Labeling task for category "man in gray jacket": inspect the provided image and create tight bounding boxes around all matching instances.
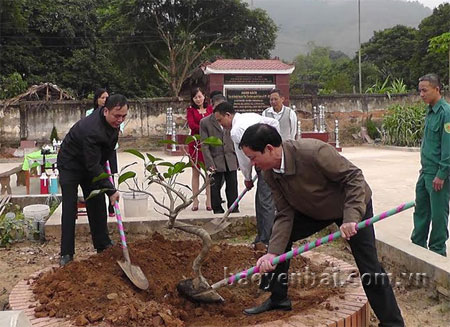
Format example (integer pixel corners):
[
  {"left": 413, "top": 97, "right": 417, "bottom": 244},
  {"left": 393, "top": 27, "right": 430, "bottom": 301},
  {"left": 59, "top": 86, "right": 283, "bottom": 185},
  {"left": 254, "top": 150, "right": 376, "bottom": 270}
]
[
  {"left": 238, "top": 123, "right": 404, "bottom": 327},
  {"left": 200, "top": 93, "right": 238, "bottom": 213}
]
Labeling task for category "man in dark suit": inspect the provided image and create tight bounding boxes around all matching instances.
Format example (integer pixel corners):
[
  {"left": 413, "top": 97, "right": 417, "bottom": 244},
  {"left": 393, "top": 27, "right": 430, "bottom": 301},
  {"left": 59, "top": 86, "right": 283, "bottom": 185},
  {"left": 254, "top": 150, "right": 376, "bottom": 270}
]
[
  {"left": 57, "top": 94, "right": 126, "bottom": 266},
  {"left": 200, "top": 93, "right": 238, "bottom": 214},
  {"left": 238, "top": 123, "right": 404, "bottom": 327}
]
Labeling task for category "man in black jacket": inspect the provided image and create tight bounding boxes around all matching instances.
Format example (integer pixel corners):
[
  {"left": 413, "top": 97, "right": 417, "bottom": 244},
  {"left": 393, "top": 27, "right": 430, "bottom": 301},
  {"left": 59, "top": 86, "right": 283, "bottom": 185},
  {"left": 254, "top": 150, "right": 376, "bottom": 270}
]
[{"left": 57, "top": 94, "right": 127, "bottom": 266}]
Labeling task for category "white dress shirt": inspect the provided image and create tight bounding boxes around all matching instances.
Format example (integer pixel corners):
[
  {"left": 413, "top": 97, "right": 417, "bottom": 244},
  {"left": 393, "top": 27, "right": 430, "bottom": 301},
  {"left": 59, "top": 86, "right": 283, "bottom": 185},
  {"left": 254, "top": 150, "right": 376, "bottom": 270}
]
[
  {"left": 230, "top": 112, "right": 280, "bottom": 181},
  {"left": 272, "top": 147, "right": 285, "bottom": 174},
  {"left": 262, "top": 105, "right": 297, "bottom": 140}
]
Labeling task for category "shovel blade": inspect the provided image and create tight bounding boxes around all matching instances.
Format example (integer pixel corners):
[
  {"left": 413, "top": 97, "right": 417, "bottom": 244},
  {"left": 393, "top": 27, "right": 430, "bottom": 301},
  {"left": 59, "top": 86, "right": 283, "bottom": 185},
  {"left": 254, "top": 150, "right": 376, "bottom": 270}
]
[
  {"left": 177, "top": 278, "right": 224, "bottom": 303},
  {"left": 117, "top": 260, "right": 149, "bottom": 290},
  {"left": 203, "top": 218, "right": 232, "bottom": 235}
]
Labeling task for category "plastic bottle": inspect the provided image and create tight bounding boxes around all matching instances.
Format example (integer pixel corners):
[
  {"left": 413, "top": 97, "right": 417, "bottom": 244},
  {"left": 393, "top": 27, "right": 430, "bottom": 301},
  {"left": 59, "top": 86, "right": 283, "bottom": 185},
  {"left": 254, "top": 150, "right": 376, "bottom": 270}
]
[
  {"left": 40, "top": 172, "right": 49, "bottom": 194},
  {"left": 49, "top": 171, "right": 58, "bottom": 194}
]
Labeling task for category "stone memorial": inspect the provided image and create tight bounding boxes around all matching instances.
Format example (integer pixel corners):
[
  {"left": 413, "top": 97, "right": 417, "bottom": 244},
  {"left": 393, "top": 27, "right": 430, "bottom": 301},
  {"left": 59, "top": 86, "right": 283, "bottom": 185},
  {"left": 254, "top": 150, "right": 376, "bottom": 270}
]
[{"left": 204, "top": 59, "right": 294, "bottom": 113}]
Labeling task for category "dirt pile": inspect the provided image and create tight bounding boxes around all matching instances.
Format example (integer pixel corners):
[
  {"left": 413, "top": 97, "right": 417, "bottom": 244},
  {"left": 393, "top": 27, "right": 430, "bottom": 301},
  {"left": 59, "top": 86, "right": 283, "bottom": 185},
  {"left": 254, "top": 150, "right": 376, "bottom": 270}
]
[{"left": 31, "top": 233, "right": 339, "bottom": 326}]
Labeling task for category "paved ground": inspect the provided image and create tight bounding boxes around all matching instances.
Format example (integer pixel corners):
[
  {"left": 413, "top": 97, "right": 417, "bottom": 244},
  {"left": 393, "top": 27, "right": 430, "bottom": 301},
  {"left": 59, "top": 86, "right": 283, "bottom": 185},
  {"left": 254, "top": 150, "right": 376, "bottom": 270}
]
[{"left": 2, "top": 146, "right": 449, "bottom": 292}]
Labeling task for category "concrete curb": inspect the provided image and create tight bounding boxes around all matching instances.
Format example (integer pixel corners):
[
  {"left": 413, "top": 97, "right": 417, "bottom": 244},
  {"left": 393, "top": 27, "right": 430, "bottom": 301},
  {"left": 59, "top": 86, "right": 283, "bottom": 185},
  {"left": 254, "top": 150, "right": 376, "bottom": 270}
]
[
  {"left": 361, "top": 144, "right": 420, "bottom": 152},
  {"left": 375, "top": 235, "right": 450, "bottom": 298}
]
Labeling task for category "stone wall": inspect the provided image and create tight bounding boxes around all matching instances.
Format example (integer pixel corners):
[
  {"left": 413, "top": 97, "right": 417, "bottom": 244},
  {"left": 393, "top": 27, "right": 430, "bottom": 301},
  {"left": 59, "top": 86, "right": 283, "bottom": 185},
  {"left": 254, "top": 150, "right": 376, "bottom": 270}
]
[
  {"left": 290, "top": 93, "right": 423, "bottom": 114},
  {"left": 0, "top": 92, "right": 438, "bottom": 147},
  {"left": 0, "top": 97, "right": 190, "bottom": 147}
]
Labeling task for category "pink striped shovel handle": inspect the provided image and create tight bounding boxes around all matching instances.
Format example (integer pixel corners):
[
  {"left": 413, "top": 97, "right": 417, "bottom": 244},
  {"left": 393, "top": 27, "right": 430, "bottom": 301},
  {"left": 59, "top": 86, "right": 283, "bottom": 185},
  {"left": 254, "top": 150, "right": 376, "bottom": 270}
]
[
  {"left": 105, "top": 161, "right": 130, "bottom": 263},
  {"left": 210, "top": 201, "right": 415, "bottom": 290}
]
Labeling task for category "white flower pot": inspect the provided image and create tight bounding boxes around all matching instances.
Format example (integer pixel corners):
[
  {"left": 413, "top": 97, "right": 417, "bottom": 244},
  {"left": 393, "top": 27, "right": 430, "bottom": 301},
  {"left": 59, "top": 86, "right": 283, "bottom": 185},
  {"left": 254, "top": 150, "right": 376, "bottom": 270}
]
[{"left": 122, "top": 192, "right": 148, "bottom": 217}]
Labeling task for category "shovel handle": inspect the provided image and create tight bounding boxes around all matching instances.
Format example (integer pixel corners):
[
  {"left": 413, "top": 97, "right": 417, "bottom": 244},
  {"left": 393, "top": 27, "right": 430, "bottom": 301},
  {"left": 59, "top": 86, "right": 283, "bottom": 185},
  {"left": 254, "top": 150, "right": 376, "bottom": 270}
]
[
  {"left": 222, "top": 174, "right": 258, "bottom": 219},
  {"left": 105, "top": 161, "right": 130, "bottom": 262},
  {"left": 214, "top": 201, "right": 415, "bottom": 288}
]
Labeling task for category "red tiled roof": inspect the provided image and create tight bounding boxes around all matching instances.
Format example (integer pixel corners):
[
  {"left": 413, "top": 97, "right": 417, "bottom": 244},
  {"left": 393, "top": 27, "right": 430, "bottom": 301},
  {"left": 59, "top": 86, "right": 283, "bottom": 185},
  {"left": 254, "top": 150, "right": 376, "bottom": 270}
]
[{"left": 205, "top": 59, "right": 294, "bottom": 73}]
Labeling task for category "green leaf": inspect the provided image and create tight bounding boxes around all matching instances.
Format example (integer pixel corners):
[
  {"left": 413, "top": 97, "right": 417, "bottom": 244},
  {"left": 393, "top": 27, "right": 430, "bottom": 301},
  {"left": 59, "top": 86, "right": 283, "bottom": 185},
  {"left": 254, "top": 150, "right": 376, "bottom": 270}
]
[
  {"left": 92, "top": 172, "right": 110, "bottom": 183},
  {"left": 120, "top": 162, "right": 137, "bottom": 173},
  {"left": 203, "top": 136, "right": 223, "bottom": 146},
  {"left": 157, "top": 162, "right": 174, "bottom": 168},
  {"left": 172, "top": 162, "right": 186, "bottom": 174},
  {"left": 146, "top": 164, "right": 157, "bottom": 174},
  {"left": 118, "top": 171, "right": 136, "bottom": 185},
  {"left": 124, "top": 149, "right": 145, "bottom": 160},
  {"left": 146, "top": 153, "right": 162, "bottom": 163},
  {"left": 184, "top": 135, "right": 198, "bottom": 145},
  {"left": 160, "top": 139, "right": 177, "bottom": 145},
  {"left": 86, "top": 188, "right": 111, "bottom": 200}
]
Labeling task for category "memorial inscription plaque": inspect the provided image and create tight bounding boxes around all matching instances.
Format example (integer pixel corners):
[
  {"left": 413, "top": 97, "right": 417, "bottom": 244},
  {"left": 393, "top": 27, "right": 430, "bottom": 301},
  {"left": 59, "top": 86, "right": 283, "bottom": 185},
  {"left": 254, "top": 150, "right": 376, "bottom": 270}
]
[
  {"left": 225, "top": 88, "right": 271, "bottom": 113},
  {"left": 223, "top": 74, "right": 274, "bottom": 113}
]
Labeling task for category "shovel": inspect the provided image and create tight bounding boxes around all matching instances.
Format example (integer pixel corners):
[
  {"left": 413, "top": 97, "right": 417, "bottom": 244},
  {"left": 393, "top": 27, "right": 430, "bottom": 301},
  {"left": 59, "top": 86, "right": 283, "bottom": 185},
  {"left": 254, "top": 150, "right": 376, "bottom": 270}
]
[
  {"left": 178, "top": 201, "right": 415, "bottom": 303},
  {"left": 105, "top": 161, "right": 149, "bottom": 290},
  {"left": 202, "top": 175, "right": 258, "bottom": 235}
]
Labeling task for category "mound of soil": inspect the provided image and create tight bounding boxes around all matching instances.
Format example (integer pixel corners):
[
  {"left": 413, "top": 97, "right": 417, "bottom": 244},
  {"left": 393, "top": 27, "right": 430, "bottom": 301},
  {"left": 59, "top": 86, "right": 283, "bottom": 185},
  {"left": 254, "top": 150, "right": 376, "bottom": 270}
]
[{"left": 31, "top": 233, "right": 341, "bottom": 327}]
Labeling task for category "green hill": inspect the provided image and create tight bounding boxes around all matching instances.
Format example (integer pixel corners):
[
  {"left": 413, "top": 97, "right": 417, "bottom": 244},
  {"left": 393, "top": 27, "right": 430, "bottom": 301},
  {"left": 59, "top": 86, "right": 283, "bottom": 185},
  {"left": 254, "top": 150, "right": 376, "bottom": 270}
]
[{"left": 248, "top": 0, "right": 431, "bottom": 59}]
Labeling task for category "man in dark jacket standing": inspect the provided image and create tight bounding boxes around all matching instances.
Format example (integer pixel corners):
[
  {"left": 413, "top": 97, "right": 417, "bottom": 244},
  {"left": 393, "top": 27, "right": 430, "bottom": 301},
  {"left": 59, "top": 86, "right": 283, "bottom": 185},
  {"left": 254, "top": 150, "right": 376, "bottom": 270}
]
[
  {"left": 239, "top": 123, "right": 404, "bottom": 327},
  {"left": 57, "top": 94, "right": 127, "bottom": 266}
]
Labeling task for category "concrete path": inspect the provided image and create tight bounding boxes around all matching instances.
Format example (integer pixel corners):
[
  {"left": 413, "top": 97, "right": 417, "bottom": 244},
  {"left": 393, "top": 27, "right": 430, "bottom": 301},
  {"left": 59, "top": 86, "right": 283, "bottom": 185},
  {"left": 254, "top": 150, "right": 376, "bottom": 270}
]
[
  {"left": 1, "top": 146, "right": 449, "bottom": 295},
  {"left": 343, "top": 146, "right": 449, "bottom": 296}
]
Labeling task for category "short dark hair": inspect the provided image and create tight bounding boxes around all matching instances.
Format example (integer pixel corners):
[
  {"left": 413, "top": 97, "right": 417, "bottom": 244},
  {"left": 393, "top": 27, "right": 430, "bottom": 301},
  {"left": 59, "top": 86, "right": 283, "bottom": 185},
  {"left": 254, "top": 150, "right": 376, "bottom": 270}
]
[
  {"left": 419, "top": 74, "right": 442, "bottom": 92},
  {"left": 269, "top": 88, "right": 283, "bottom": 96},
  {"left": 93, "top": 88, "right": 107, "bottom": 108},
  {"left": 190, "top": 87, "right": 208, "bottom": 109},
  {"left": 212, "top": 94, "right": 226, "bottom": 106},
  {"left": 209, "top": 90, "right": 222, "bottom": 99},
  {"left": 214, "top": 101, "right": 235, "bottom": 115},
  {"left": 105, "top": 94, "right": 128, "bottom": 110},
  {"left": 239, "top": 123, "right": 282, "bottom": 153}
]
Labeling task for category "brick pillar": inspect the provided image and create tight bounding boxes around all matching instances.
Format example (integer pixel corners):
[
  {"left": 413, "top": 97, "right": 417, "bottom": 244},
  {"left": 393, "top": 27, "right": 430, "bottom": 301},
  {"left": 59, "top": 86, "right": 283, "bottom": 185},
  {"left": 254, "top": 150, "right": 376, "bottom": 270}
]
[
  {"left": 276, "top": 74, "right": 290, "bottom": 106},
  {"left": 208, "top": 74, "right": 224, "bottom": 96}
]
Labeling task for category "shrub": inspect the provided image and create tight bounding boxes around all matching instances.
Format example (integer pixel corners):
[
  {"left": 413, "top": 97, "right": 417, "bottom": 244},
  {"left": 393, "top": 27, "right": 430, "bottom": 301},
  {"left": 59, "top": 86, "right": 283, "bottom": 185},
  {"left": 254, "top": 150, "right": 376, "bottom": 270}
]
[
  {"left": 382, "top": 103, "right": 426, "bottom": 147},
  {"left": 0, "top": 204, "right": 33, "bottom": 247},
  {"left": 366, "top": 115, "right": 381, "bottom": 140}
]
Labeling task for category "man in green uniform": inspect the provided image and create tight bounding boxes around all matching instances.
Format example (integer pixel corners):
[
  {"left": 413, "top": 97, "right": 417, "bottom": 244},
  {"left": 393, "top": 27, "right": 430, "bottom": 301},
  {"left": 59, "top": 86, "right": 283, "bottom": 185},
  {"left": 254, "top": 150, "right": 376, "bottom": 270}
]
[{"left": 411, "top": 73, "right": 450, "bottom": 256}]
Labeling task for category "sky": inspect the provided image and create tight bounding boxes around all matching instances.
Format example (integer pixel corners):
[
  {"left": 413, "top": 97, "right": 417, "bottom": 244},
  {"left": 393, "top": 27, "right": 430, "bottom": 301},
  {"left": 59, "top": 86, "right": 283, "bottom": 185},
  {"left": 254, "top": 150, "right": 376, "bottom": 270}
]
[{"left": 407, "top": 0, "right": 449, "bottom": 8}]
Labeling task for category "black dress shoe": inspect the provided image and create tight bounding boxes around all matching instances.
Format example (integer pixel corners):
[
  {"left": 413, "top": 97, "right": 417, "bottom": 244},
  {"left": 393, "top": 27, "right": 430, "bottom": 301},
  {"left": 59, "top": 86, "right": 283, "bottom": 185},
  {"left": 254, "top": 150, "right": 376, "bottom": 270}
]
[
  {"left": 97, "top": 241, "right": 114, "bottom": 253},
  {"left": 59, "top": 254, "right": 73, "bottom": 267},
  {"left": 213, "top": 208, "right": 225, "bottom": 214},
  {"left": 243, "top": 298, "right": 292, "bottom": 315},
  {"left": 230, "top": 207, "right": 240, "bottom": 213}
]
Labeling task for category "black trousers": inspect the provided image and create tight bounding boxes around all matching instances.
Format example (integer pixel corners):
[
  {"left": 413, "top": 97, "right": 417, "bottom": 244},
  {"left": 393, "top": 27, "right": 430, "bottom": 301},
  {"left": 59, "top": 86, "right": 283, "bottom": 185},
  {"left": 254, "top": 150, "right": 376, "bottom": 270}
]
[
  {"left": 210, "top": 170, "right": 238, "bottom": 211},
  {"left": 107, "top": 151, "right": 118, "bottom": 214},
  {"left": 260, "top": 200, "right": 404, "bottom": 327},
  {"left": 255, "top": 169, "right": 275, "bottom": 245},
  {"left": 60, "top": 169, "right": 112, "bottom": 256}
]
